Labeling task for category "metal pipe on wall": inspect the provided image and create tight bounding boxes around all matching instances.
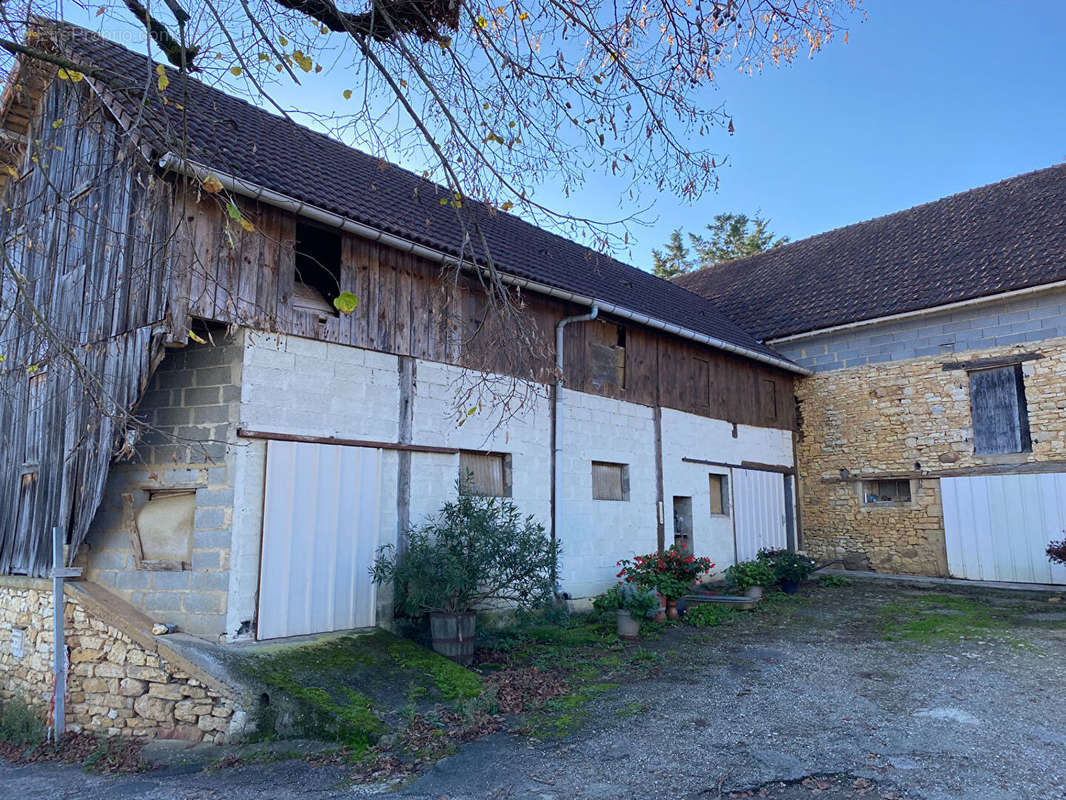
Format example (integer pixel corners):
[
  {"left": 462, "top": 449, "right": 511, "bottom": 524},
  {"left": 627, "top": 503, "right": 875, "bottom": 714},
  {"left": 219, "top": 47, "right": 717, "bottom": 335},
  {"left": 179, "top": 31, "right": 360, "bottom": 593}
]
[{"left": 552, "top": 304, "right": 598, "bottom": 593}]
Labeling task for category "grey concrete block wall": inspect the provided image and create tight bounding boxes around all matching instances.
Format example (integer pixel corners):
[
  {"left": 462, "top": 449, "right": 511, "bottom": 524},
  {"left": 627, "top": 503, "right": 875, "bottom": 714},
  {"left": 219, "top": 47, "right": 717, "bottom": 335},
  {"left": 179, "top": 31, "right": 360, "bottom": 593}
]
[
  {"left": 774, "top": 286, "right": 1066, "bottom": 371},
  {"left": 79, "top": 331, "right": 244, "bottom": 640}
]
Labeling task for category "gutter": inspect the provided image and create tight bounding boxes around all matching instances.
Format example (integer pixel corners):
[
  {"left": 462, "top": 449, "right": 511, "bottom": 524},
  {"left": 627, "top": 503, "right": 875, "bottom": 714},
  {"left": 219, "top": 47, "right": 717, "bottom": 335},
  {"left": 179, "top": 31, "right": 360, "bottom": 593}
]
[
  {"left": 767, "top": 278, "right": 1066, "bottom": 345},
  {"left": 552, "top": 304, "right": 599, "bottom": 590},
  {"left": 159, "top": 153, "right": 810, "bottom": 376}
]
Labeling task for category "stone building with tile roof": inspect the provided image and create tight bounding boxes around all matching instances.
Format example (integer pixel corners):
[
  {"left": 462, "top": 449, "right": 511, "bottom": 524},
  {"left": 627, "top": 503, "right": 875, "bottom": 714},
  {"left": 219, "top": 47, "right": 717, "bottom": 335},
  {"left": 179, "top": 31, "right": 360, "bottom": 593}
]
[{"left": 677, "top": 165, "right": 1066, "bottom": 584}]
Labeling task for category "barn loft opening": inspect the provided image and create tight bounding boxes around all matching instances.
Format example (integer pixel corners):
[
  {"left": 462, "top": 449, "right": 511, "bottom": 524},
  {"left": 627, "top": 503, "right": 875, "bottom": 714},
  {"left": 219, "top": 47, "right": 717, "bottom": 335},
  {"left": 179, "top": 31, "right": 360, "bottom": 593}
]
[
  {"left": 588, "top": 322, "right": 626, "bottom": 389},
  {"left": 293, "top": 222, "right": 342, "bottom": 316}
]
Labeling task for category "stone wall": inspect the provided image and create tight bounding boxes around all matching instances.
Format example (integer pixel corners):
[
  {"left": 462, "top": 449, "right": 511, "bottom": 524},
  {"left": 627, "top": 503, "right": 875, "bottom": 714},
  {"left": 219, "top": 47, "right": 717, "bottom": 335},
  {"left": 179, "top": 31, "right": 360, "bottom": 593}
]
[
  {"left": 796, "top": 335, "right": 1066, "bottom": 574},
  {"left": 0, "top": 577, "right": 240, "bottom": 741},
  {"left": 79, "top": 333, "right": 244, "bottom": 638},
  {"left": 773, "top": 285, "right": 1066, "bottom": 372}
]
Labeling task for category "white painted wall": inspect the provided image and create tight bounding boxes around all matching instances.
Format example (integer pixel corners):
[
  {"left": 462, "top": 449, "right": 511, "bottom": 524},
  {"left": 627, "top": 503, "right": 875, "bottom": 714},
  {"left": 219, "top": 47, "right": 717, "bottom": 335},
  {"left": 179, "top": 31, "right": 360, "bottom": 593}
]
[
  {"left": 660, "top": 409, "right": 794, "bottom": 577},
  {"left": 228, "top": 331, "right": 799, "bottom": 635},
  {"left": 556, "top": 388, "right": 658, "bottom": 598}
]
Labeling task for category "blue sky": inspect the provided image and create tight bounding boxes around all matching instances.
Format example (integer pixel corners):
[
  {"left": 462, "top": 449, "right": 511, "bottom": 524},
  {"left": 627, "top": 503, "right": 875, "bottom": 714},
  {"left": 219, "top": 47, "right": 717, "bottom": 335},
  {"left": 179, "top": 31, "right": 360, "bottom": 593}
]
[
  {"left": 62, "top": 1, "right": 1066, "bottom": 271},
  {"left": 588, "top": 0, "right": 1066, "bottom": 267}
]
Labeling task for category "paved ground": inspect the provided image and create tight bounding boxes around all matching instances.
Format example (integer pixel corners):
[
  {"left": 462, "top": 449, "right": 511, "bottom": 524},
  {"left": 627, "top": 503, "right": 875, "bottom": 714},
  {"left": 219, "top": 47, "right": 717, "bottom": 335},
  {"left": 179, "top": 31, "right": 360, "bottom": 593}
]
[{"left": 4, "top": 580, "right": 1066, "bottom": 799}]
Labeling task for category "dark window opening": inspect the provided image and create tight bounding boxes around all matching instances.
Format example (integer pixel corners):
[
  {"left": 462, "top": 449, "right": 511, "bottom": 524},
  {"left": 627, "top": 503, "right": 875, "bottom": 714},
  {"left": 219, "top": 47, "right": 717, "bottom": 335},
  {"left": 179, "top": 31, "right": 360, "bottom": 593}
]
[
  {"left": 673, "top": 496, "right": 693, "bottom": 555},
  {"left": 294, "top": 223, "right": 342, "bottom": 315},
  {"left": 969, "top": 364, "right": 1031, "bottom": 455},
  {"left": 862, "top": 479, "right": 911, "bottom": 504}
]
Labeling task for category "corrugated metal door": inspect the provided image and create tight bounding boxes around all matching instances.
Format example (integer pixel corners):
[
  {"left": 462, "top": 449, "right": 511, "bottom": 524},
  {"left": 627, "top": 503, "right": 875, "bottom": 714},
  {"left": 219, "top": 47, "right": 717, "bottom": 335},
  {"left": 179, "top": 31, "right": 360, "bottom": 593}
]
[
  {"left": 732, "top": 468, "right": 788, "bottom": 562},
  {"left": 941, "top": 473, "right": 1066, "bottom": 584},
  {"left": 257, "top": 440, "right": 382, "bottom": 640}
]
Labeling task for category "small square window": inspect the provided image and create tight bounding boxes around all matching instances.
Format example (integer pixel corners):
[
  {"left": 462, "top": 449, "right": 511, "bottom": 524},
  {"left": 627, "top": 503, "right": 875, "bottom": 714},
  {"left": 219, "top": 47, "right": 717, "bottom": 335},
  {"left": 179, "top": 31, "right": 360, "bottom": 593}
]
[
  {"left": 709, "top": 474, "right": 729, "bottom": 515},
  {"left": 592, "top": 461, "right": 629, "bottom": 501},
  {"left": 459, "top": 452, "right": 511, "bottom": 497},
  {"left": 862, "top": 479, "right": 911, "bottom": 504}
]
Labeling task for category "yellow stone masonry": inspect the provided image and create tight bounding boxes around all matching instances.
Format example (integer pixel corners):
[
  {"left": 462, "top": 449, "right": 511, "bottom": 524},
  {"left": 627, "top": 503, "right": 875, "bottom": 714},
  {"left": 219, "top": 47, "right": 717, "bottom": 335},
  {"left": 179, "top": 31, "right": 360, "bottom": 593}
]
[
  {"left": 796, "top": 336, "right": 1066, "bottom": 575},
  {"left": 0, "top": 577, "right": 238, "bottom": 742}
]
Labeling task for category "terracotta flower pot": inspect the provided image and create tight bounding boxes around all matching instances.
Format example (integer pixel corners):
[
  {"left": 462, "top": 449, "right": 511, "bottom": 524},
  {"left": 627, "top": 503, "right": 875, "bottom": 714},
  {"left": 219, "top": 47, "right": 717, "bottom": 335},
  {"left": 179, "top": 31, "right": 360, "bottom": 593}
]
[
  {"left": 666, "top": 598, "right": 679, "bottom": 620},
  {"left": 654, "top": 596, "right": 667, "bottom": 623}
]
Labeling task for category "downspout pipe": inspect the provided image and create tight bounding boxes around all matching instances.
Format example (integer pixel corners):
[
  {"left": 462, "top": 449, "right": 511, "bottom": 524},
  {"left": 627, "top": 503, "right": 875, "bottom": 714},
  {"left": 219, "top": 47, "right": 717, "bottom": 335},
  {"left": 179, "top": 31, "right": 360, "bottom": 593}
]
[{"left": 553, "top": 304, "right": 599, "bottom": 594}]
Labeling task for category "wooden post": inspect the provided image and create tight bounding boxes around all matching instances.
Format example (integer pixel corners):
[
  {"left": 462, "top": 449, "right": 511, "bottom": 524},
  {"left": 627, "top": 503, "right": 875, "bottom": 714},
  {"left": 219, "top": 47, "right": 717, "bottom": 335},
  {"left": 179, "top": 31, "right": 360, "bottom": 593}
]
[
  {"left": 49, "top": 526, "right": 81, "bottom": 741},
  {"left": 51, "top": 525, "right": 65, "bottom": 740}
]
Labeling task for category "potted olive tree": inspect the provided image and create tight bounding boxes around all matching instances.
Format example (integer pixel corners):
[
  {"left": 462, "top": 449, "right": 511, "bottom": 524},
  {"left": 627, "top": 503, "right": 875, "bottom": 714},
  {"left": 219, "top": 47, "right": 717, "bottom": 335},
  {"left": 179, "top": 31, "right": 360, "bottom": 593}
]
[{"left": 371, "top": 490, "right": 558, "bottom": 664}]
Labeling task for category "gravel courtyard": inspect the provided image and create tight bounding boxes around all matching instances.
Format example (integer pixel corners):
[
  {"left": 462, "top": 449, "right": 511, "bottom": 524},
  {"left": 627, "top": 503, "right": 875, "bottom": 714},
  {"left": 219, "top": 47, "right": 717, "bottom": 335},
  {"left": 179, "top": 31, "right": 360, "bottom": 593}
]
[{"left": 3, "top": 579, "right": 1065, "bottom": 800}]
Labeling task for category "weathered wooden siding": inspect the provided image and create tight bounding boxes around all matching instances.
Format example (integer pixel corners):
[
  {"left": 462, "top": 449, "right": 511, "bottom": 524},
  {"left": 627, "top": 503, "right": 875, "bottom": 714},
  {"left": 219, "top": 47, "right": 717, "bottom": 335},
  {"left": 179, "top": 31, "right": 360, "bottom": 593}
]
[
  {"left": 0, "top": 79, "right": 170, "bottom": 575},
  {"left": 0, "top": 70, "right": 793, "bottom": 576},
  {"left": 168, "top": 194, "right": 796, "bottom": 430}
]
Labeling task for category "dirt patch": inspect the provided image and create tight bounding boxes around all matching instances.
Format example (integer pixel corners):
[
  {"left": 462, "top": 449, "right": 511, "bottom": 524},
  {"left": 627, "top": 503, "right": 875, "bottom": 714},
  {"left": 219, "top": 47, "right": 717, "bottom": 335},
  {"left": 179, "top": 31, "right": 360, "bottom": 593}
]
[{"left": 723, "top": 774, "right": 908, "bottom": 799}]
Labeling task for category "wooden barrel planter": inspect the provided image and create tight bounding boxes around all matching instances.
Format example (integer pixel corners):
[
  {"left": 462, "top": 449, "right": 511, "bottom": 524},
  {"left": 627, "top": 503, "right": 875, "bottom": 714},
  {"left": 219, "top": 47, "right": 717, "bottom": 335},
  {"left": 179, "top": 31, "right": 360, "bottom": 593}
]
[{"left": 429, "top": 612, "right": 477, "bottom": 665}]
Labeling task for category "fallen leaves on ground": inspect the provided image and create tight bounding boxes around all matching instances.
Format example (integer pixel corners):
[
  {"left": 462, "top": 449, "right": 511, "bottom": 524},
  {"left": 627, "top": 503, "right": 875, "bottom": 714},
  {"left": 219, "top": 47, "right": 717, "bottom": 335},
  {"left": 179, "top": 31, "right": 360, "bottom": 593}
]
[
  {"left": 483, "top": 667, "right": 570, "bottom": 713},
  {"left": 0, "top": 732, "right": 144, "bottom": 773}
]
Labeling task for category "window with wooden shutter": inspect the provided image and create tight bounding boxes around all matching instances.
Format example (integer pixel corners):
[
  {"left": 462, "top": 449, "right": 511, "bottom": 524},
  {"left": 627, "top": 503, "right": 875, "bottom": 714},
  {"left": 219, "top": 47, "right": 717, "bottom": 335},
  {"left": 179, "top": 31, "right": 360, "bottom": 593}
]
[
  {"left": 760, "top": 378, "right": 778, "bottom": 420},
  {"left": 708, "top": 474, "right": 728, "bottom": 515},
  {"left": 968, "top": 365, "right": 1031, "bottom": 455},
  {"left": 459, "top": 452, "right": 510, "bottom": 497},
  {"left": 591, "top": 461, "right": 629, "bottom": 501}
]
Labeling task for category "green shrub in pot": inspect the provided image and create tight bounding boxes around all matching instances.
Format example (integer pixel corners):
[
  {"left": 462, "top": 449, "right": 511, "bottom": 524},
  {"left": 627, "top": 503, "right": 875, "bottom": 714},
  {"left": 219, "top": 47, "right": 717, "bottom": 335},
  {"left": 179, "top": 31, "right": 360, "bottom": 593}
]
[
  {"left": 371, "top": 488, "right": 558, "bottom": 662},
  {"left": 724, "top": 559, "right": 776, "bottom": 593}
]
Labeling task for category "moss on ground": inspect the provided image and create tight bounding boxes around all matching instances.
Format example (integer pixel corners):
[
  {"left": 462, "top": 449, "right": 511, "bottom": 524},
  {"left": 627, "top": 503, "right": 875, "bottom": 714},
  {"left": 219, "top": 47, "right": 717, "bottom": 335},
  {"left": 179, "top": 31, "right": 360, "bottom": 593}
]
[
  {"left": 880, "top": 593, "right": 1019, "bottom": 643},
  {"left": 235, "top": 629, "right": 481, "bottom": 751}
]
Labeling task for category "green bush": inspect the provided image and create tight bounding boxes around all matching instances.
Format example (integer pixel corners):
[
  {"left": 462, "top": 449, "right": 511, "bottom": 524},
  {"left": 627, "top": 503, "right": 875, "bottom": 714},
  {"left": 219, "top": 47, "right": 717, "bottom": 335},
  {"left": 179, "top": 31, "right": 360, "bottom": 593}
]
[
  {"left": 724, "top": 559, "right": 775, "bottom": 592},
  {"left": 371, "top": 489, "right": 559, "bottom": 616},
  {"left": 818, "top": 574, "right": 851, "bottom": 588},
  {"left": 758, "top": 549, "right": 816, "bottom": 583},
  {"left": 618, "top": 583, "right": 660, "bottom": 619},
  {"left": 0, "top": 697, "right": 44, "bottom": 747},
  {"left": 592, "top": 584, "right": 624, "bottom": 614},
  {"left": 684, "top": 603, "right": 733, "bottom": 627}
]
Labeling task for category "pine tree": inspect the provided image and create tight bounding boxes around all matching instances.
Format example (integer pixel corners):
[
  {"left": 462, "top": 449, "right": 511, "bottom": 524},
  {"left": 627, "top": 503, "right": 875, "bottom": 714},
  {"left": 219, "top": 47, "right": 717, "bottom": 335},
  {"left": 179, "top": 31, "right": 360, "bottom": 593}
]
[{"left": 651, "top": 230, "right": 695, "bottom": 278}]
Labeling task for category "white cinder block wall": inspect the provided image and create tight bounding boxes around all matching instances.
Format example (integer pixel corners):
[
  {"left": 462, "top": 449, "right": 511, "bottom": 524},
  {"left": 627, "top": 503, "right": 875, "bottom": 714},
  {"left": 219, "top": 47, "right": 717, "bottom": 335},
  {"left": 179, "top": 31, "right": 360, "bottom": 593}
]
[
  {"left": 556, "top": 389, "right": 658, "bottom": 598},
  {"left": 228, "top": 332, "right": 797, "bottom": 637},
  {"left": 409, "top": 358, "right": 553, "bottom": 531},
  {"left": 659, "top": 409, "right": 794, "bottom": 578}
]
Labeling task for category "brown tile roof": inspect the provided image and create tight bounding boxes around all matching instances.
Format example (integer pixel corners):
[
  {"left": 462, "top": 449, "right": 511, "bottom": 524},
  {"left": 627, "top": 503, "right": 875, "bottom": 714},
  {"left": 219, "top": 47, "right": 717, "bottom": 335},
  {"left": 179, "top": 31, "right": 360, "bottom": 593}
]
[
  {"left": 46, "top": 21, "right": 796, "bottom": 369},
  {"left": 674, "top": 163, "right": 1066, "bottom": 340}
]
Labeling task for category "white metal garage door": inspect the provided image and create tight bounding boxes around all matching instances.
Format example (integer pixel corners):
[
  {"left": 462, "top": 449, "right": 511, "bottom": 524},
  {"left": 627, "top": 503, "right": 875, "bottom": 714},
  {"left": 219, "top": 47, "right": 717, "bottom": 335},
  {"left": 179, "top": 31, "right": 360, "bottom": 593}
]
[
  {"left": 732, "top": 468, "right": 788, "bottom": 562},
  {"left": 257, "top": 439, "right": 383, "bottom": 640},
  {"left": 941, "top": 473, "right": 1066, "bottom": 584}
]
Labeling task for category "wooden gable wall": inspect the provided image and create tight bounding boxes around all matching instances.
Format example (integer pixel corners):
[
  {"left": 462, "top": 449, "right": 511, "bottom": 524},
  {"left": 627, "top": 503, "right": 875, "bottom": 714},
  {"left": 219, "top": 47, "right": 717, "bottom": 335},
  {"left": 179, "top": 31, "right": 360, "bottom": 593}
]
[{"left": 167, "top": 193, "right": 796, "bottom": 431}]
